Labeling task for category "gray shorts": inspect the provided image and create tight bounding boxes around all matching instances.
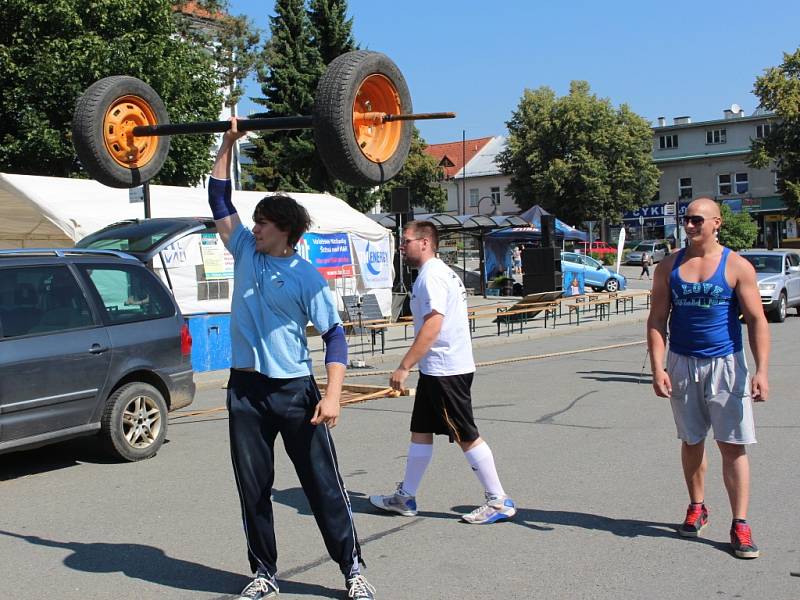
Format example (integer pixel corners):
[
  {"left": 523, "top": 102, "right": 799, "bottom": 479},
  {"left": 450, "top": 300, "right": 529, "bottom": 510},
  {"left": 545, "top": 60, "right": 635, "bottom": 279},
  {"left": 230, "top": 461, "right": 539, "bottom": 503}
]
[{"left": 667, "top": 350, "right": 756, "bottom": 445}]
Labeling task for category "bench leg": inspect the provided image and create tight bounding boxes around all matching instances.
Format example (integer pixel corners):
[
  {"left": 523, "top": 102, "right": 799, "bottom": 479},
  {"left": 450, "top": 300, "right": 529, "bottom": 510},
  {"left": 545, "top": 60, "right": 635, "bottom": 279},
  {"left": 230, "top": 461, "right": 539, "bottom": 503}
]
[{"left": 381, "top": 329, "right": 385, "bottom": 354}]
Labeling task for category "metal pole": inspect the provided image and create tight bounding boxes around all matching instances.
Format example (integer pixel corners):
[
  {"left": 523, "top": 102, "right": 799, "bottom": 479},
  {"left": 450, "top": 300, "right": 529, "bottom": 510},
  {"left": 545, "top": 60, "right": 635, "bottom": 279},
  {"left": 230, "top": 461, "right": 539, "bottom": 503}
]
[
  {"left": 143, "top": 180, "right": 151, "bottom": 219},
  {"left": 461, "top": 130, "right": 466, "bottom": 215}
]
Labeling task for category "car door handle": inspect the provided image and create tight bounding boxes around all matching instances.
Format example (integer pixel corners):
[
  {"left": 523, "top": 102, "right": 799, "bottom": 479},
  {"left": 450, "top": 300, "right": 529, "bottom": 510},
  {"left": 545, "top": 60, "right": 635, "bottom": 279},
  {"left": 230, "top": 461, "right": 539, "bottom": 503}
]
[{"left": 89, "top": 344, "right": 109, "bottom": 354}]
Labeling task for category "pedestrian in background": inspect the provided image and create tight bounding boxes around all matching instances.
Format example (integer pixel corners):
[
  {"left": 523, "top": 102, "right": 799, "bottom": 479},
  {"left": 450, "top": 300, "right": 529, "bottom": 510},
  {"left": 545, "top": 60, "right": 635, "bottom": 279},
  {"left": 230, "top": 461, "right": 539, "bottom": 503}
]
[{"left": 640, "top": 250, "right": 652, "bottom": 279}]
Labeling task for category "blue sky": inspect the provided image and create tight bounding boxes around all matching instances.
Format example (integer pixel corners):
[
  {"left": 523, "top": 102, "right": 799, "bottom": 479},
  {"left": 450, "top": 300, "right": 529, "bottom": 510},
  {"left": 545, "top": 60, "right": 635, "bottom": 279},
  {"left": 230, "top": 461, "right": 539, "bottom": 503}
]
[{"left": 229, "top": 0, "right": 800, "bottom": 145}]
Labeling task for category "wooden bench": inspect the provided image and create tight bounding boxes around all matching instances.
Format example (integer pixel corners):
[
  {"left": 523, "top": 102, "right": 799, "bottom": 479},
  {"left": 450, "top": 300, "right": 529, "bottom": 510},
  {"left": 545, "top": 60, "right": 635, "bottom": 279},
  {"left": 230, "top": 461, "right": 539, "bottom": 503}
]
[
  {"left": 564, "top": 298, "right": 612, "bottom": 325},
  {"left": 494, "top": 301, "right": 560, "bottom": 335}
]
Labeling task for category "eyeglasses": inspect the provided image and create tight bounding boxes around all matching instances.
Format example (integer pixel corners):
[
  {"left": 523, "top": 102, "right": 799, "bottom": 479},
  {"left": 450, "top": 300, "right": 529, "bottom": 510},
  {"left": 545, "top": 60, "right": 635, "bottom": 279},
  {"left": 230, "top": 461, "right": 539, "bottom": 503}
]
[
  {"left": 681, "top": 215, "right": 706, "bottom": 226},
  {"left": 399, "top": 237, "right": 424, "bottom": 246}
]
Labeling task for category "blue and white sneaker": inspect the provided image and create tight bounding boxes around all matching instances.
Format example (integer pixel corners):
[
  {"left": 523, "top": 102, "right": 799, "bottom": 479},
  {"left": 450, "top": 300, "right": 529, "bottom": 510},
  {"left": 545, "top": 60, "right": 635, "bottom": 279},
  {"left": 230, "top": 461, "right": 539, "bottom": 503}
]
[
  {"left": 238, "top": 572, "right": 279, "bottom": 599},
  {"left": 369, "top": 482, "right": 418, "bottom": 516},
  {"left": 461, "top": 493, "right": 516, "bottom": 524}
]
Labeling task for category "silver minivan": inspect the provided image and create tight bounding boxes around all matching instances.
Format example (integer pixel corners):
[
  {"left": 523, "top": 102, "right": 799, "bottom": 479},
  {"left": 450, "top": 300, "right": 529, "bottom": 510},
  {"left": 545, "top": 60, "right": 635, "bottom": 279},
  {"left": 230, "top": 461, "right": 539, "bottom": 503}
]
[
  {"left": 739, "top": 250, "right": 800, "bottom": 322},
  {"left": 0, "top": 248, "right": 195, "bottom": 461},
  {"left": 626, "top": 240, "right": 670, "bottom": 265}
]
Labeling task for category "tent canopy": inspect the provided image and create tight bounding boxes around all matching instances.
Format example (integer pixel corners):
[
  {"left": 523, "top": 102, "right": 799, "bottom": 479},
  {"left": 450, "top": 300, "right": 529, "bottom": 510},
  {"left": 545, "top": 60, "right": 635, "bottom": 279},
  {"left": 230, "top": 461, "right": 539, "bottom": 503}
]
[
  {"left": 0, "top": 172, "right": 389, "bottom": 248},
  {"left": 517, "top": 205, "right": 587, "bottom": 241}
]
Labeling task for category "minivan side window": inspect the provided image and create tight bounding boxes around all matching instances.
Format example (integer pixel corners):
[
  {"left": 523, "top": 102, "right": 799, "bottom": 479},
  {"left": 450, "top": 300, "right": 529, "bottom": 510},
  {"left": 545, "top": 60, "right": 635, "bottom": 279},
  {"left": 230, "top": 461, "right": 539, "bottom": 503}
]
[
  {"left": 0, "top": 266, "right": 93, "bottom": 338},
  {"left": 80, "top": 264, "right": 174, "bottom": 324}
]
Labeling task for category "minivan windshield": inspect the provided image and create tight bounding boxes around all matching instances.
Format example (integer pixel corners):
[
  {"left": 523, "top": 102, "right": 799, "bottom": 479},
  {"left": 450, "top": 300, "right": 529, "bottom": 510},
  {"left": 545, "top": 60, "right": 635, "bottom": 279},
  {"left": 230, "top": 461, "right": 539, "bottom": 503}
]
[{"left": 742, "top": 254, "right": 782, "bottom": 274}]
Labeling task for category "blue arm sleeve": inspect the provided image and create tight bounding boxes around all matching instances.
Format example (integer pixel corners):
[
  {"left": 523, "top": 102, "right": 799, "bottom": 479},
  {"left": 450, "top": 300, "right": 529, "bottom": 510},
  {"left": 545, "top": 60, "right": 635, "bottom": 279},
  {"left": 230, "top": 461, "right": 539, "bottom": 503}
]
[
  {"left": 208, "top": 177, "right": 237, "bottom": 220},
  {"left": 321, "top": 325, "right": 348, "bottom": 366}
]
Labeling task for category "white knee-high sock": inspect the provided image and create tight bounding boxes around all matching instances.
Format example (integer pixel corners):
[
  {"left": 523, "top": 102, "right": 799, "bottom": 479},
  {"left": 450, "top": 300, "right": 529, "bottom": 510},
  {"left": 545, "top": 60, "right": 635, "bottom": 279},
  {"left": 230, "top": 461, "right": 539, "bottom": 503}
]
[
  {"left": 464, "top": 442, "right": 506, "bottom": 497},
  {"left": 401, "top": 443, "right": 433, "bottom": 496}
]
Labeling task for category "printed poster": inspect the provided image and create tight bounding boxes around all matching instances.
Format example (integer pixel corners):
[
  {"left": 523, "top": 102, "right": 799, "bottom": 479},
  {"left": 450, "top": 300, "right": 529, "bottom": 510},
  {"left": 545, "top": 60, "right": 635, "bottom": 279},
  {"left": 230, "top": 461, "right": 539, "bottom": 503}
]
[
  {"left": 297, "top": 232, "right": 354, "bottom": 279},
  {"left": 199, "top": 233, "right": 234, "bottom": 279},
  {"left": 351, "top": 235, "right": 393, "bottom": 288}
]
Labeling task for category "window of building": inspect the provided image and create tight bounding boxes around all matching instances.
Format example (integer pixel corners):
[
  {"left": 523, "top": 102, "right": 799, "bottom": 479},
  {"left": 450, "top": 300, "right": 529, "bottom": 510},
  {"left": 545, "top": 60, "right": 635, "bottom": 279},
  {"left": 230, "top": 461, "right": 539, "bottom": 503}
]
[
  {"left": 490, "top": 186, "right": 501, "bottom": 205},
  {"left": 756, "top": 123, "right": 773, "bottom": 139},
  {"left": 706, "top": 129, "right": 727, "bottom": 144},
  {"left": 774, "top": 170, "right": 783, "bottom": 192},
  {"left": 735, "top": 172, "right": 749, "bottom": 194},
  {"left": 659, "top": 134, "right": 678, "bottom": 149},
  {"left": 718, "top": 174, "right": 732, "bottom": 195},
  {"left": 469, "top": 188, "right": 479, "bottom": 207},
  {"left": 678, "top": 177, "right": 692, "bottom": 199}
]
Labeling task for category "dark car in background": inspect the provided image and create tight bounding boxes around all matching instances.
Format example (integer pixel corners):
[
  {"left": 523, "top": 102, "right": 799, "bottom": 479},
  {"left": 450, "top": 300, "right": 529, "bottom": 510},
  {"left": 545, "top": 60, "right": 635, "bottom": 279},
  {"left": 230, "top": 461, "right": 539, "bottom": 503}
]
[
  {"left": 0, "top": 248, "right": 195, "bottom": 461},
  {"left": 739, "top": 249, "right": 800, "bottom": 322}
]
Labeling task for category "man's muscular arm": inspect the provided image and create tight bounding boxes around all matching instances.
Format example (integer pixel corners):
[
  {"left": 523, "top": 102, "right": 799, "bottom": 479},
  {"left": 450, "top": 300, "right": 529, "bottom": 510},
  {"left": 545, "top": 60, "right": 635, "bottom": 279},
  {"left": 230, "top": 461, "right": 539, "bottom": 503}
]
[
  {"left": 647, "top": 255, "right": 674, "bottom": 398},
  {"left": 731, "top": 254, "right": 770, "bottom": 401}
]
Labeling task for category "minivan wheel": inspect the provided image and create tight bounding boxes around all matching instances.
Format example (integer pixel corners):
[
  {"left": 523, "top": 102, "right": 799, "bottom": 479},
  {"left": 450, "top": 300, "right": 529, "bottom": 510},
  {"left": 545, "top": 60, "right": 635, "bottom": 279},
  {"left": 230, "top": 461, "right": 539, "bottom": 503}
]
[
  {"left": 769, "top": 292, "right": 787, "bottom": 323},
  {"left": 604, "top": 278, "right": 620, "bottom": 292},
  {"left": 101, "top": 382, "right": 167, "bottom": 461}
]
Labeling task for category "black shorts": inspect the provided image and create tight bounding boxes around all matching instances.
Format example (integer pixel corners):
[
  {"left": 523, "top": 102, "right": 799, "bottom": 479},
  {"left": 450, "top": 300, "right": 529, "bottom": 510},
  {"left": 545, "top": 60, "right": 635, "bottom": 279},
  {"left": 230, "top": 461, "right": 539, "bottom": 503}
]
[{"left": 410, "top": 372, "right": 479, "bottom": 443}]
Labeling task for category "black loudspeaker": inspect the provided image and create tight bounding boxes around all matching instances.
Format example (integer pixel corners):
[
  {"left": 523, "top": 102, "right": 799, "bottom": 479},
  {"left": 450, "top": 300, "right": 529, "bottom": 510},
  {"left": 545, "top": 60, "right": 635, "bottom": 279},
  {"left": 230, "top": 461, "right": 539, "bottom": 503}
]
[
  {"left": 391, "top": 187, "right": 410, "bottom": 214},
  {"left": 522, "top": 247, "right": 560, "bottom": 274},
  {"left": 541, "top": 214, "right": 556, "bottom": 247},
  {"left": 523, "top": 273, "right": 563, "bottom": 295}
]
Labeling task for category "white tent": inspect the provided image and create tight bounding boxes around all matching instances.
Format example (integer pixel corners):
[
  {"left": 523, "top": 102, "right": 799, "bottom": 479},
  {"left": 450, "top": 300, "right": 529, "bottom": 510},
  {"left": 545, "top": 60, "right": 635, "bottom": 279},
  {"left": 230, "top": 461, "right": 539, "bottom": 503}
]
[{"left": 0, "top": 172, "right": 395, "bottom": 316}]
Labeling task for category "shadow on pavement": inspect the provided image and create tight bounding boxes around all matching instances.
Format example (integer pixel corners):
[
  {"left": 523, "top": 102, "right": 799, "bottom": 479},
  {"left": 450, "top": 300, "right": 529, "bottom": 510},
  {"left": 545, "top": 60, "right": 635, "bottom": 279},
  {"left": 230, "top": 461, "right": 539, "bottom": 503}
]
[
  {"left": 576, "top": 370, "right": 653, "bottom": 384},
  {"left": 0, "top": 529, "right": 251, "bottom": 594},
  {"left": 0, "top": 437, "right": 125, "bottom": 481}
]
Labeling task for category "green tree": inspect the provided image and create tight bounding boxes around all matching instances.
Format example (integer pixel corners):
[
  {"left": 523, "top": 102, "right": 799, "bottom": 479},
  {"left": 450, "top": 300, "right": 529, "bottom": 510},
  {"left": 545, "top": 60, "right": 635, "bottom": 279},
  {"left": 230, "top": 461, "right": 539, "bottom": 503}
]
[
  {"left": 497, "top": 81, "right": 660, "bottom": 226},
  {"left": 372, "top": 128, "right": 447, "bottom": 213},
  {"left": 308, "top": 0, "right": 356, "bottom": 65},
  {"left": 245, "top": 0, "right": 325, "bottom": 192},
  {"left": 718, "top": 203, "right": 758, "bottom": 250},
  {"left": 0, "top": 0, "right": 222, "bottom": 186},
  {"left": 750, "top": 48, "right": 800, "bottom": 215}
]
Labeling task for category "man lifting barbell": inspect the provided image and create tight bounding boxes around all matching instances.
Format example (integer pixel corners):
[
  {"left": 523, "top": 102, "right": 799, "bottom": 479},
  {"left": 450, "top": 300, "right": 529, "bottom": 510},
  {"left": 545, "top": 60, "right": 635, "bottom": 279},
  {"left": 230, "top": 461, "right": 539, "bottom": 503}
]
[{"left": 210, "top": 118, "right": 374, "bottom": 600}]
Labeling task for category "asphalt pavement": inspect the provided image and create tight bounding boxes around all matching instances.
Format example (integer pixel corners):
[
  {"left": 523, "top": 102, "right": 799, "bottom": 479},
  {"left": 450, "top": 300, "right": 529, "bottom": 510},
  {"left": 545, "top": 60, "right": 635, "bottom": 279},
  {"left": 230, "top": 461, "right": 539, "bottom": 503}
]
[{"left": 2, "top": 271, "right": 799, "bottom": 600}]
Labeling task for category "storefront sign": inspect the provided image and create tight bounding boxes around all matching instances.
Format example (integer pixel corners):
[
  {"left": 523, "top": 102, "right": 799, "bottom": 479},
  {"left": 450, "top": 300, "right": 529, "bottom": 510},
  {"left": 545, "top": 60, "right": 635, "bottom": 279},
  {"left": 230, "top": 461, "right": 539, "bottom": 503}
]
[
  {"left": 743, "top": 197, "right": 761, "bottom": 211},
  {"left": 297, "top": 232, "right": 354, "bottom": 279}
]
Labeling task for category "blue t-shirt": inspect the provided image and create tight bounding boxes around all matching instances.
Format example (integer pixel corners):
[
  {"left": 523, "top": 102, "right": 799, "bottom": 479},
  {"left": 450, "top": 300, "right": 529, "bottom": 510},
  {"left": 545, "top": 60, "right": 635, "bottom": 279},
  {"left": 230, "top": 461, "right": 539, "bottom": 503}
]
[
  {"left": 225, "top": 223, "right": 341, "bottom": 378},
  {"left": 668, "top": 247, "right": 742, "bottom": 358}
]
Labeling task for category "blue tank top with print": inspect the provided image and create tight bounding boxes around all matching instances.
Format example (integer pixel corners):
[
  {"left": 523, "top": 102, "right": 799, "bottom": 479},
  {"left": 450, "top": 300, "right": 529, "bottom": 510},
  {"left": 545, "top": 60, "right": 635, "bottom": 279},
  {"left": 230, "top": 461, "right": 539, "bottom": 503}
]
[{"left": 668, "top": 247, "right": 742, "bottom": 358}]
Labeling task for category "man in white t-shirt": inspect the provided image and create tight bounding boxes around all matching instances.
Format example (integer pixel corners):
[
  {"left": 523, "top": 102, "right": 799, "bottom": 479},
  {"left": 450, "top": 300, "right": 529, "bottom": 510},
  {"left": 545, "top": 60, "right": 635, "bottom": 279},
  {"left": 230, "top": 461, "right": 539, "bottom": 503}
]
[{"left": 369, "top": 221, "right": 516, "bottom": 524}]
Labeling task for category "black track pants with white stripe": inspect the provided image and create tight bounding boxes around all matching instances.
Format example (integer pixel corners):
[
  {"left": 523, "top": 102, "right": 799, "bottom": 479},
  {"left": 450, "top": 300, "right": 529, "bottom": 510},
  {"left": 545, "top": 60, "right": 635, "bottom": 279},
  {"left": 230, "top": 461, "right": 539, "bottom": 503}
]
[{"left": 226, "top": 369, "right": 363, "bottom": 578}]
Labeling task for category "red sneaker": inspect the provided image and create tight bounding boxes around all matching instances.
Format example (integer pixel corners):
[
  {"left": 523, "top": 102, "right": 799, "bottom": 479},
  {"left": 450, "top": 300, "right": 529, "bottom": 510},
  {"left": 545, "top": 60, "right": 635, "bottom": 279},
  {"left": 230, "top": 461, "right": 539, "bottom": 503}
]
[
  {"left": 678, "top": 503, "right": 709, "bottom": 537},
  {"left": 730, "top": 521, "right": 760, "bottom": 558}
]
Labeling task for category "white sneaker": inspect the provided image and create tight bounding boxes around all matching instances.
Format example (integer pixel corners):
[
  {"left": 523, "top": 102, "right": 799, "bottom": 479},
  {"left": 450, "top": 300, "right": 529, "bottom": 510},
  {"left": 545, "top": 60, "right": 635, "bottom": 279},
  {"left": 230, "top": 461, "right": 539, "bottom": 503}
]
[
  {"left": 369, "top": 482, "right": 417, "bottom": 516},
  {"left": 238, "top": 573, "right": 279, "bottom": 599},
  {"left": 461, "top": 493, "right": 516, "bottom": 524}
]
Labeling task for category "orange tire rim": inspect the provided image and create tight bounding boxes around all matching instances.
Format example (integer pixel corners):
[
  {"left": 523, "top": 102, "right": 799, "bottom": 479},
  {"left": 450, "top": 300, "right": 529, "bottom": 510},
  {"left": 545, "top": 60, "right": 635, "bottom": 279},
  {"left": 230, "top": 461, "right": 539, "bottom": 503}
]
[
  {"left": 103, "top": 95, "right": 160, "bottom": 169},
  {"left": 352, "top": 74, "right": 403, "bottom": 163}
]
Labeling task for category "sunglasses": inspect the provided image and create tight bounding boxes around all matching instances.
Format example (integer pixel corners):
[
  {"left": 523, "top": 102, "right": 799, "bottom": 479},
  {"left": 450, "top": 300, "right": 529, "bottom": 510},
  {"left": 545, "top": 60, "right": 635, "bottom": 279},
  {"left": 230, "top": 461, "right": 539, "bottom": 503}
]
[{"left": 681, "top": 215, "right": 706, "bottom": 226}]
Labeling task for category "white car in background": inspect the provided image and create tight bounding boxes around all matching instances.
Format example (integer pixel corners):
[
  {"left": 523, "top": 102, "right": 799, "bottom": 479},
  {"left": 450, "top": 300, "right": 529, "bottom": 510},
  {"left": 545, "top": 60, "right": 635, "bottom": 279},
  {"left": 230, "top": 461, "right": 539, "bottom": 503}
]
[{"left": 739, "top": 249, "right": 800, "bottom": 322}]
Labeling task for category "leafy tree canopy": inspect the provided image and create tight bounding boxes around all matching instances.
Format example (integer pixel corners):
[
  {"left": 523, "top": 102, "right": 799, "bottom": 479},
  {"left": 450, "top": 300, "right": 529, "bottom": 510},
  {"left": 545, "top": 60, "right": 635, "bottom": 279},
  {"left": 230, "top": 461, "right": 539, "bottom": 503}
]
[
  {"left": 497, "top": 81, "right": 660, "bottom": 226},
  {"left": 372, "top": 128, "right": 447, "bottom": 213},
  {"left": 0, "top": 0, "right": 223, "bottom": 186},
  {"left": 718, "top": 203, "right": 758, "bottom": 251},
  {"left": 750, "top": 48, "right": 800, "bottom": 215}
]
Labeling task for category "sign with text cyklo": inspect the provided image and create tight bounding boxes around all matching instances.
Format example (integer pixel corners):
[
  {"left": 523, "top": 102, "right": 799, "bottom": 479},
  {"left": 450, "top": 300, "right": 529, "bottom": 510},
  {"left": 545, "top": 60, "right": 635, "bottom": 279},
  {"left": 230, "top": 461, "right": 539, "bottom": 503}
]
[
  {"left": 351, "top": 235, "right": 393, "bottom": 288},
  {"left": 297, "top": 233, "right": 354, "bottom": 279}
]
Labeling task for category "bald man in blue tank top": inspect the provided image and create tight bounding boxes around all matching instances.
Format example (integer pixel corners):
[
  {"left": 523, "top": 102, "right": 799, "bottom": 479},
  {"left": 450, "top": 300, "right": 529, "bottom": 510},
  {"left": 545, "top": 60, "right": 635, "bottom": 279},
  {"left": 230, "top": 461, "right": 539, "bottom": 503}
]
[{"left": 647, "top": 197, "right": 770, "bottom": 559}]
